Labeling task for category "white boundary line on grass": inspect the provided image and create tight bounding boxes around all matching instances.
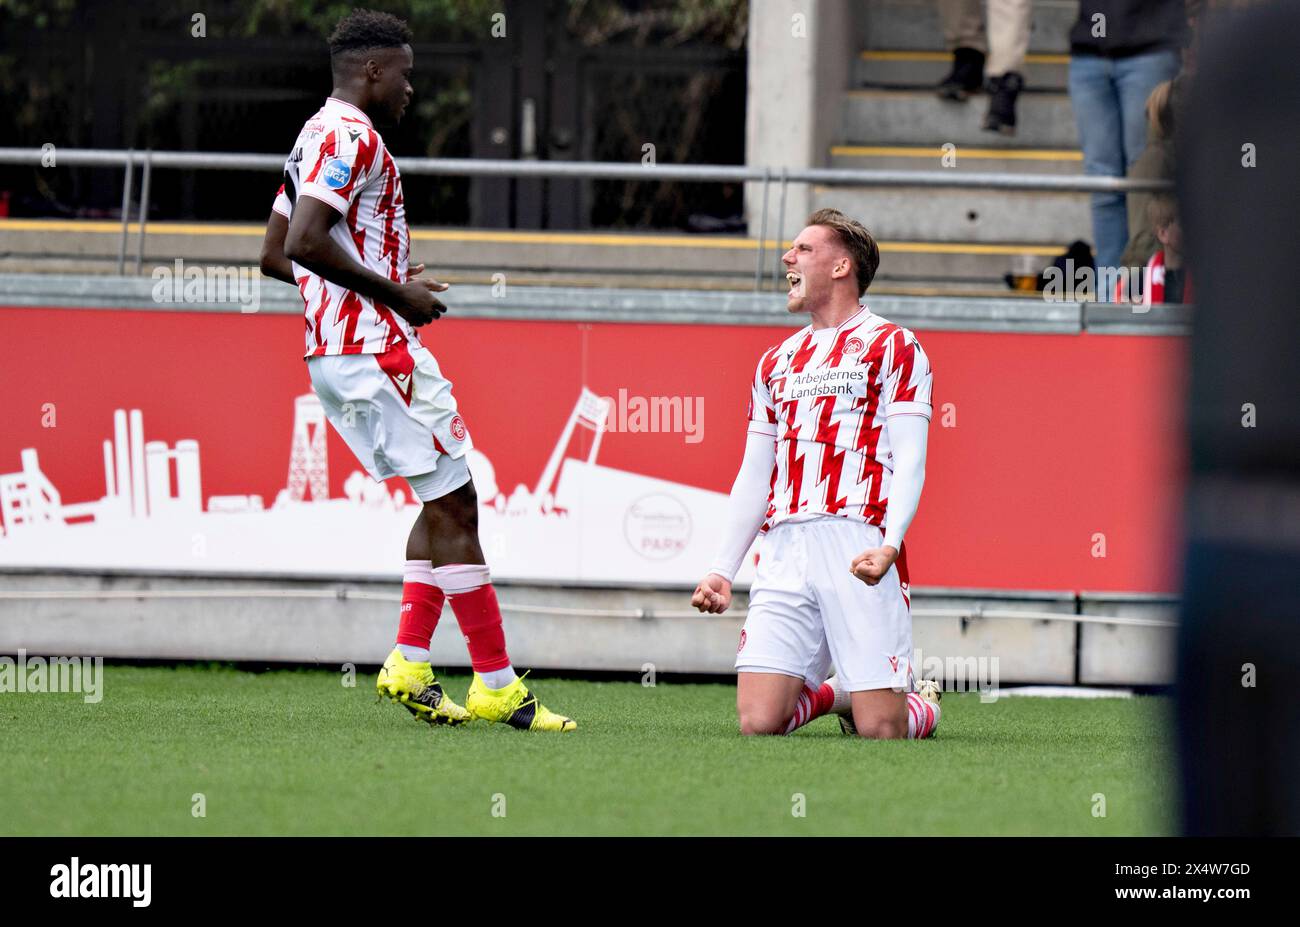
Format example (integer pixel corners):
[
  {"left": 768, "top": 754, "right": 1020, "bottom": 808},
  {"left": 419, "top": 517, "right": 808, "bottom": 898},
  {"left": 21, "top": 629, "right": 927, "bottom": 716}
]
[{"left": 992, "top": 686, "right": 1136, "bottom": 699}]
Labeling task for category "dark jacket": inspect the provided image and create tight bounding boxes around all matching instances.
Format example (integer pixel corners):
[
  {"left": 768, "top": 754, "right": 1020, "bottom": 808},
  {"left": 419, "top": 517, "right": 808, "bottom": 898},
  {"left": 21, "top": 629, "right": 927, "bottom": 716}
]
[{"left": 1071, "top": 1, "right": 1188, "bottom": 57}]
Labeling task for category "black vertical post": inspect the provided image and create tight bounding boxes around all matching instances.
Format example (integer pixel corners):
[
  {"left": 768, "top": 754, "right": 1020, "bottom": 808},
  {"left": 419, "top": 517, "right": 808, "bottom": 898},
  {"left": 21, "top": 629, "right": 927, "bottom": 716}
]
[
  {"left": 513, "top": 0, "right": 548, "bottom": 229},
  {"left": 547, "top": 14, "right": 580, "bottom": 229},
  {"left": 471, "top": 4, "right": 516, "bottom": 227},
  {"left": 180, "top": 95, "right": 198, "bottom": 219},
  {"left": 86, "top": 4, "right": 128, "bottom": 214}
]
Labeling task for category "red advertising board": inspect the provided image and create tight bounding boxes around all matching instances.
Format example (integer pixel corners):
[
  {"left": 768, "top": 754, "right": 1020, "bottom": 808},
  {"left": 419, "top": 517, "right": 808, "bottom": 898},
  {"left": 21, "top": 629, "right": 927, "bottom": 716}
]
[{"left": 0, "top": 305, "right": 1186, "bottom": 593}]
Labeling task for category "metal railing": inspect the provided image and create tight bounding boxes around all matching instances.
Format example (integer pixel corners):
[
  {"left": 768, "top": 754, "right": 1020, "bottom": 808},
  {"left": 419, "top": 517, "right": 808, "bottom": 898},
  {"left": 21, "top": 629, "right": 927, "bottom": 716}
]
[{"left": 0, "top": 146, "right": 1175, "bottom": 286}]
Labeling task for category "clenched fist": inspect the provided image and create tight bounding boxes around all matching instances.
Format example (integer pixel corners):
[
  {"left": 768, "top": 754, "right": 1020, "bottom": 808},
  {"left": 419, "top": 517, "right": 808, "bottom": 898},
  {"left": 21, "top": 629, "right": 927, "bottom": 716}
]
[
  {"left": 850, "top": 545, "right": 899, "bottom": 586},
  {"left": 391, "top": 263, "right": 450, "bottom": 326},
  {"left": 691, "top": 573, "right": 733, "bottom": 614}
]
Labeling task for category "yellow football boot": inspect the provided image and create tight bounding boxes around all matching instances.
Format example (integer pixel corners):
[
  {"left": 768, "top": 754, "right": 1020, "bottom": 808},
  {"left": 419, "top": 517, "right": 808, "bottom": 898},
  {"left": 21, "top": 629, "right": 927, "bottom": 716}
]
[
  {"left": 465, "top": 673, "right": 576, "bottom": 732},
  {"left": 376, "top": 648, "right": 471, "bottom": 726}
]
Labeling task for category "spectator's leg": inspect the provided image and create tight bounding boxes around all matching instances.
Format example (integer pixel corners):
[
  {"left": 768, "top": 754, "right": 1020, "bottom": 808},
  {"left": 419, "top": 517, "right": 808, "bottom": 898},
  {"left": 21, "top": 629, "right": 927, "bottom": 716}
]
[
  {"left": 938, "top": 0, "right": 986, "bottom": 55},
  {"left": 1069, "top": 52, "right": 1127, "bottom": 288},
  {"left": 981, "top": 0, "right": 1032, "bottom": 133},
  {"left": 1116, "top": 48, "right": 1182, "bottom": 171},
  {"left": 937, "top": 0, "right": 987, "bottom": 100},
  {"left": 985, "top": 0, "right": 1031, "bottom": 78}
]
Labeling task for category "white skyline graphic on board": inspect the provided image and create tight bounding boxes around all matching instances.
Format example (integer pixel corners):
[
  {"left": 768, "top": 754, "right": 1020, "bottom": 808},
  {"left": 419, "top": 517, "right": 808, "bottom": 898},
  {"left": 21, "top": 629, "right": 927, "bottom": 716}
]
[{"left": 0, "top": 390, "right": 753, "bottom": 585}]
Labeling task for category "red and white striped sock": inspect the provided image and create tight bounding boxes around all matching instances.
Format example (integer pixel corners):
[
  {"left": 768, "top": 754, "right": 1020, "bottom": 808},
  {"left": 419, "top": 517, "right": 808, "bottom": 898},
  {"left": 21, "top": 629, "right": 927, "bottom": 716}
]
[
  {"left": 394, "top": 560, "right": 445, "bottom": 663},
  {"left": 782, "top": 682, "right": 836, "bottom": 734},
  {"left": 906, "top": 692, "right": 940, "bottom": 739},
  {"left": 433, "top": 563, "right": 516, "bottom": 689}
]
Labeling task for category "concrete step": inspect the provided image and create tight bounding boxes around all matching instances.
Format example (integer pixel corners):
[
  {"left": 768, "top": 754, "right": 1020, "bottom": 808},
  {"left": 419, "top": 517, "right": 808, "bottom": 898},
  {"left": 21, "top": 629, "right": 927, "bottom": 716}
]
[
  {"left": 856, "top": 50, "right": 1069, "bottom": 91},
  {"left": 830, "top": 144, "right": 1083, "bottom": 175},
  {"left": 811, "top": 183, "right": 1090, "bottom": 244},
  {"left": 859, "top": 0, "right": 1080, "bottom": 54},
  {"left": 843, "top": 88, "right": 1079, "bottom": 148}
]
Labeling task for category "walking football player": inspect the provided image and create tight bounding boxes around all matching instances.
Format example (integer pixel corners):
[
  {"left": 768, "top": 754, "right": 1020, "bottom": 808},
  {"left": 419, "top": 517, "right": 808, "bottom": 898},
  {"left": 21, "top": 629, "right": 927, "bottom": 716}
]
[
  {"left": 691, "top": 209, "right": 940, "bottom": 740},
  {"left": 259, "top": 9, "right": 574, "bottom": 732}
]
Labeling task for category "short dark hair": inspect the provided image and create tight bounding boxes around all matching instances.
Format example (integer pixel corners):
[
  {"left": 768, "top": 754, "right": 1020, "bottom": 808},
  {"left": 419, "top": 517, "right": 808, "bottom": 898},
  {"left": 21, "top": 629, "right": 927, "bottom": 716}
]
[
  {"left": 328, "top": 9, "right": 412, "bottom": 66},
  {"left": 806, "top": 208, "right": 881, "bottom": 296}
]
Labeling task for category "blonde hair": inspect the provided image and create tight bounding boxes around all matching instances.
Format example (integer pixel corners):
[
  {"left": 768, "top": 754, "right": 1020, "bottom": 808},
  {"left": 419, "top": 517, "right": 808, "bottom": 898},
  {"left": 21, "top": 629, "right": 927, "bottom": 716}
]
[
  {"left": 1149, "top": 195, "right": 1178, "bottom": 231},
  {"left": 805, "top": 208, "right": 881, "bottom": 296},
  {"left": 1145, "top": 78, "right": 1182, "bottom": 140}
]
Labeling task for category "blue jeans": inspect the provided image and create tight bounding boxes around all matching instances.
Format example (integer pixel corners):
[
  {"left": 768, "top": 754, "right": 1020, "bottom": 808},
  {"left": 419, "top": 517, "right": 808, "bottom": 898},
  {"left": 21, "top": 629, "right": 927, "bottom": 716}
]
[{"left": 1069, "top": 49, "right": 1181, "bottom": 281}]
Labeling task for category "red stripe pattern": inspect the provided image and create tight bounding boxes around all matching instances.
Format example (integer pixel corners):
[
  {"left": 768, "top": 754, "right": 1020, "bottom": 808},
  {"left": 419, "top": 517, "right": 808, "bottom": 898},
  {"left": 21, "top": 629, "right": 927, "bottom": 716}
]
[
  {"left": 781, "top": 682, "right": 836, "bottom": 734},
  {"left": 746, "top": 305, "right": 934, "bottom": 531},
  {"left": 278, "top": 97, "right": 414, "bottom": 359},
  {"left": 906, "top": 692, "right": 938, "bottom": 739}
]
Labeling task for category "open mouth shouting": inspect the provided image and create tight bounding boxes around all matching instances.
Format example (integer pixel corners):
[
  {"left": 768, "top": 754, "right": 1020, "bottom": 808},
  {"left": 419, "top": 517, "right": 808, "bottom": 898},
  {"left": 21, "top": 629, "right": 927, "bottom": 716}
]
[{"left": 786, "top": 270, "right": 806, "bottom": 299}]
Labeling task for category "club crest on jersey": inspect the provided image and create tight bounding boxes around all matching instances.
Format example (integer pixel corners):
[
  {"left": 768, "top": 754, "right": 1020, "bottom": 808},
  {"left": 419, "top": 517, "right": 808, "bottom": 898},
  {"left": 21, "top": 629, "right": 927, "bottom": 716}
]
[
  {"left": 450, "top": 415, "right": 467, "bottom": 442},
  {"left": 322, "top": 158, "right": 352, "bottom": 190},
  {"left": 843, "top": 336, "right": 865, "bottom": 355}
]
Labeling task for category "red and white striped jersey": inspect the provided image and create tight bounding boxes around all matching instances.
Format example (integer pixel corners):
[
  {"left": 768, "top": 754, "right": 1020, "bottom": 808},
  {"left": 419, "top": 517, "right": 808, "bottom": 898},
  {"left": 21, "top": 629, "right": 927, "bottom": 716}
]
[
  {"left": 275, "top": 97, "right": 414, "bottom": 358},
  {"left": 748, "top": 304, "right": 933, "bottom": 530}
]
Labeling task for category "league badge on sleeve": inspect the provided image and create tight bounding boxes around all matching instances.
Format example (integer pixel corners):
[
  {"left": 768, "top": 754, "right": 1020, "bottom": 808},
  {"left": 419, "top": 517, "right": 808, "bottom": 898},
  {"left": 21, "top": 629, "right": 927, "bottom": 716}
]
[{"left": 323, "top": 158, "right": 352, "bottom": 190}]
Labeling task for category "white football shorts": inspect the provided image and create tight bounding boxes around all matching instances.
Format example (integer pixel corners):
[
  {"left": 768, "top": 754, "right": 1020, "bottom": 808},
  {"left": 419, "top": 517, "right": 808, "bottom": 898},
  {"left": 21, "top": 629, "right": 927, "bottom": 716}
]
[
  {"left": 735, "top": 517, "right": 914, "bottom": 692},
  {"left": 307, "top": 341, "right": 473, "bottom": 502}
]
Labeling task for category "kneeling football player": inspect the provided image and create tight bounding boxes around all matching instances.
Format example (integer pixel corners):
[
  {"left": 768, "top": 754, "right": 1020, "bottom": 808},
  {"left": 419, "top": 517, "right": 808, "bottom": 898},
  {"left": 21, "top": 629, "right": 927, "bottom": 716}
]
[
  {"left": 691, "top": 209, "right": 939, "bottom": 739},
  {"left": 260, "top": 10, "right": 573, "bottom": 732}
]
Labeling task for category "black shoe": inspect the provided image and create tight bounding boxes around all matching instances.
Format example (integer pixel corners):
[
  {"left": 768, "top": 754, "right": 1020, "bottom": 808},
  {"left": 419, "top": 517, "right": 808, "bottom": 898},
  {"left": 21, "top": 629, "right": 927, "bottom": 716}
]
[
  {"left": 936, "top": 47, "right": 986, "bottom": 102},
  {"left": 982, "top": 71, "right": 1024, "bottom": 135}
]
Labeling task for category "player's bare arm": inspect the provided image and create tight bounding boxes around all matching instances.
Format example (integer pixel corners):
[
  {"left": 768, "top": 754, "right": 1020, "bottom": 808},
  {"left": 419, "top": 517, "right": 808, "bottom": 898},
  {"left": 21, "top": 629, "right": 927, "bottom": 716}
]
[
  {"left": 284, "top": 195, "right": 448, "bottom": 326},
  {"left": 259, "top": 209, "right": 296, "bottom": 285},
  {"left": 263, "top": 205, "right": 437, "bottom": 296}
]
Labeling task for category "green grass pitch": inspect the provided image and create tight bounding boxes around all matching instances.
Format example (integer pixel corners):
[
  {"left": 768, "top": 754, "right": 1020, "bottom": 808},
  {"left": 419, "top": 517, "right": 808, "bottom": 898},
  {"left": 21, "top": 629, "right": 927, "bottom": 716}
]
[{"left": 1, "top": 664, "right": 1176, "bottom": 836}]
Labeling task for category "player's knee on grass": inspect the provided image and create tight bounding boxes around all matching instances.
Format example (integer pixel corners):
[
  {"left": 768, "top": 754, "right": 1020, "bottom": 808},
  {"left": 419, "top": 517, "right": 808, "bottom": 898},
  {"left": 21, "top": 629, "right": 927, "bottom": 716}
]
[
  {"left": 737, "top": 705, "right": 791, "bottom": 736},
  {"left": 850, "top": 713, "right": 907, "bottom": 740},
  {"left": 848, "top": 689, "right": 909, "bottom": 740}
]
